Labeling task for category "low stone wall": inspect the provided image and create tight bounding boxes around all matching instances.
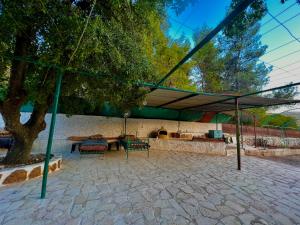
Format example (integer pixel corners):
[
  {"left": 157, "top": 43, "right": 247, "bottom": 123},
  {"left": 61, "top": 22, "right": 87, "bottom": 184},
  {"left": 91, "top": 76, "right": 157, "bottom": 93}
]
[
  {"left": 0, "top": 156, "right": 62, "bottom": 187},
  {"left": 243, "top": 135, "right": 300, "bottom": 148},
  {"left": 149, "top": 138, "right": 226, "bottom": 155},
  {"left": 245, "top": 148, "right": 300, "bottom": 157}
]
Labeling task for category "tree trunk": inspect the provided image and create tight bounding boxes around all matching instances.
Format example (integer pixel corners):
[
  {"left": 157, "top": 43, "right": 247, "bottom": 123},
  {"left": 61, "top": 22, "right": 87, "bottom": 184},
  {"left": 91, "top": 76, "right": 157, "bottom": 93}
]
[
  {"left": 1, "top": 102, "right": 49, "bottom": 165},
  {"left": 0, "top": 23, "right": 55, "bottom": 165},
  {"left": 3, "top": 134, "right": 35, "bottom": 164}
]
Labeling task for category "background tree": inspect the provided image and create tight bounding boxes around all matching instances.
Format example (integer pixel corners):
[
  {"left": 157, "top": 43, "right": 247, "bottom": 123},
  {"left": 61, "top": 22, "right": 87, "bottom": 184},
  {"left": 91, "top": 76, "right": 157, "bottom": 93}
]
[
  {"left": 259, "top": 114, "right": 299, "bottom": 129},
  {"left": 142, "top": 13, "right": 196, "bottom": 91},
  {"left": 272, "top": 82, "right": 298, "bottom": 99},
  {"left": 219, "top": 0, "right": 270, "bottom": 93},
  {"left": 191, "top": 26, "right": 224, "bottom": 93}
]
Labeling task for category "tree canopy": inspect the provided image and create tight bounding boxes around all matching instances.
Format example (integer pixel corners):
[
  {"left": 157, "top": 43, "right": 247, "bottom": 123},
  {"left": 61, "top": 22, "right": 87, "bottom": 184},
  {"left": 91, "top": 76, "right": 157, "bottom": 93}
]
[{"left": 0, "top": 0, "right": 194, "bottom": 164}]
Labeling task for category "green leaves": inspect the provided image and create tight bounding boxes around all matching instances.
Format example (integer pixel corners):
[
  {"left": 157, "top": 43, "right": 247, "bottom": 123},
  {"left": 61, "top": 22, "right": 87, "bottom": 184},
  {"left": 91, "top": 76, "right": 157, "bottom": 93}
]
[
  {"left": 224, "top": 0, "right": 267, "bottom": 37},
  {"left": 272, "top": 83, "right": 298, "bottom": 99}
]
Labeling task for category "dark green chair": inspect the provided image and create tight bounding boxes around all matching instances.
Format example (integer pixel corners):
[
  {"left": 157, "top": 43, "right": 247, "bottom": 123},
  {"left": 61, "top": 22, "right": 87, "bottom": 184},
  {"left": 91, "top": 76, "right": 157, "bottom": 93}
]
[{"left": 120, "top": 137, "right": 150, "bottom": 159}]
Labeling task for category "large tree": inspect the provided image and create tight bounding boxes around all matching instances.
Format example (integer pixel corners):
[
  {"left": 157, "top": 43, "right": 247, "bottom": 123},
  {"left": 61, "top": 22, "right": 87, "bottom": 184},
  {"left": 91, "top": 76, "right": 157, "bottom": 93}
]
[
  {"left": 0, "top": 0, "right": 192, "bottom": 164},
  {"left": 219, "top": 0, "right": 271, "bottom": 93}
]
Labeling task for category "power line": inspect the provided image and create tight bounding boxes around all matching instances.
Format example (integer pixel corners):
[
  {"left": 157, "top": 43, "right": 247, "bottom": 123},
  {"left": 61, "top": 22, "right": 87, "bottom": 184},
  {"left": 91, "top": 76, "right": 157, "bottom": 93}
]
[
  {"left": 270, "top": 73, "right": 299, "bottom": 83},
  {"left": 265, "top": 59, "right": 300, "bottom": 74},
  {"left": 261, "top": 1, "right": 297, "bottom": 27},
  {"left": 169, "top": 17, "right": 197, "bottom": 32},
  {"left": 170, "top": 8, "right": 195, "bottom": 45},
  {"left": 281, "top": 59, "right": 300, "bottom": 69},
  {"left": 265, "top": 39, "right": 298, "bottom": 55},
  {"left": 260, "top": 59, "right": 292, "bottom": 74},
  {"left": 267, "top": 11, "right": 300, "bottom": 44},
  {"left": 271, "top": 65, "right": 300, "bottom": 76},
  {"left": 270, "top": 71, "right": 299, "bottom": 82},
  {"left": 261, "top": 12, "right": 300, "bottom": 36},
  {"left": 268, "top": 48, "right": 300, "bottom": 63}
]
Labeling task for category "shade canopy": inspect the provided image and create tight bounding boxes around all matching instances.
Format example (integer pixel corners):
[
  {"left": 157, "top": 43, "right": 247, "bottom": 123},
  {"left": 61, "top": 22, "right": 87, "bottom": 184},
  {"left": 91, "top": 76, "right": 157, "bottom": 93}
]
[{"left": 142, "top": 84, "right": 300, "bottom": 112}]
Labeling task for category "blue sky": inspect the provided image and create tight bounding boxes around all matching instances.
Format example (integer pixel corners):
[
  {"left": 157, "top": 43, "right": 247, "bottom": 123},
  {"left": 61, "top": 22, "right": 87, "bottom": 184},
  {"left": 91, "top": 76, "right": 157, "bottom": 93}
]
[{"left": 167, "top": 0, "right": 300, "bottom": 91}]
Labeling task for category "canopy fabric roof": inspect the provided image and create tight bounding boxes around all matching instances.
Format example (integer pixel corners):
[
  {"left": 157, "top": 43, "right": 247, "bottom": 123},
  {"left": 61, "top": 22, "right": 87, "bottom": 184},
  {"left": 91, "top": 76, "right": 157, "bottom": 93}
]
[{"left": 142, "top": 84, "right": 300, "bottom": 112}]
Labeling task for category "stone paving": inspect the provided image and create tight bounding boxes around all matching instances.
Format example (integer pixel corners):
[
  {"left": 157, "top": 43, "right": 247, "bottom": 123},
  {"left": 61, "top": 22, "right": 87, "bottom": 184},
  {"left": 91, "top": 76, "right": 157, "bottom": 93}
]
[{"left": 0, "top": 150, "right": 300, "bottom": 225}]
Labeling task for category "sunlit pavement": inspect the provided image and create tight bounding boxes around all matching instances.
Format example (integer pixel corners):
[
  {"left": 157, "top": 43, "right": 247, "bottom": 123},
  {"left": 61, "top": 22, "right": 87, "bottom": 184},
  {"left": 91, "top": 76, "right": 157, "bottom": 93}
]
[{"left": 0, "top": 150, "right": 299, "bottom": 225}]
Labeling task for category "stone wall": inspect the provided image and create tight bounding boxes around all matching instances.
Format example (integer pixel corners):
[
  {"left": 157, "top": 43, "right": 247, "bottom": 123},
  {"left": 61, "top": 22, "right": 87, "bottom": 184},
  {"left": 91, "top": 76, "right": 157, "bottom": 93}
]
[
  {"left": 0, "top": 113, "right": 216, "bottom": 154},
  {"left": 245, "top": 148, "right": 300, "bottom": 157},
  {"left": 242, "top": 135, "right": 300, "bottom": 148},
  {"left": 149, "top": 139, "right": 226, "bottom": 155},
  {"left": 0, "top": 156, "right": 61, "bottom": 187}
]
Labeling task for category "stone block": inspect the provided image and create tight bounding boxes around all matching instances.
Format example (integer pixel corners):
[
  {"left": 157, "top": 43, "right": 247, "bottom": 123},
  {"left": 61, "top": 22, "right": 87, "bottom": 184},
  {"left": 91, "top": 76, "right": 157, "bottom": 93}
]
[
  {"left": 29, "top": 166, "right": 41, "bottom": 179},
  {"left": 3, "top": 169, "right": 27, "bottom": 184},
  {"left": 49, "top": 163, "right": 57, "bottom": 172}
]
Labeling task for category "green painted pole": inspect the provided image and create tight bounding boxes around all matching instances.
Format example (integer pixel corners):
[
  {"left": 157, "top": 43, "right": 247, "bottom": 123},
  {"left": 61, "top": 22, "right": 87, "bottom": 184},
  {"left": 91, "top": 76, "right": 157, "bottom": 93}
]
[
  {"left": 253, "top": 115, "right": 257, "bottom": 148},
  {"left": 41, "top": 68, "right": 63, "bottom": 199},
  {"left": 235, "top": 98, "right": 241, "bottom": 170}
]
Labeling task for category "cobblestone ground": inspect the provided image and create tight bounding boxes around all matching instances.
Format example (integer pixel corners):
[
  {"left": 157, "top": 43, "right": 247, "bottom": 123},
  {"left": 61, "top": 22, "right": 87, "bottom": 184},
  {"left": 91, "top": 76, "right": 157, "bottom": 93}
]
[{"left": 0, "top": 150, "right": 300, "bottom": 225}]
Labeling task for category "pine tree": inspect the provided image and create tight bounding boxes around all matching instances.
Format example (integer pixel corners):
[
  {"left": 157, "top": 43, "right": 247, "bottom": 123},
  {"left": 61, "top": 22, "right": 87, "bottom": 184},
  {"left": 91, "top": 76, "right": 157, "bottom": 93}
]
[{"left": 219, "top": 0, "right": 271, "bottom": 93}]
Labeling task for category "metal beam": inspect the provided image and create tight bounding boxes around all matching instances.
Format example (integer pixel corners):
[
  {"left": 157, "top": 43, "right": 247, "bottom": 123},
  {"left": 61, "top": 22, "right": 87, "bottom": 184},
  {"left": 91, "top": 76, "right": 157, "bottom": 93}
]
[
  {"left": 157, "top": 93, "right": 198, "bottom": 107},
  {"left": 180, "top": 85, "right": 300, "bottom": 111},
  {"left": 186, "top": 99, "right": 300, "bottom": 111},
  {"left": 152, "top": 0, "right": 256, "bottom": 89},
  {"left": 181, "top": 97, "right": 231, "bottom": 110},
  {"left": 240, "top": 81, "right": 300, "bottom": 98},
  {"left": 235, "top": 98, "right": 241, "bottom": 170},
  {"left": 41, "top": 68, "right": 64, "bottom": 199}
]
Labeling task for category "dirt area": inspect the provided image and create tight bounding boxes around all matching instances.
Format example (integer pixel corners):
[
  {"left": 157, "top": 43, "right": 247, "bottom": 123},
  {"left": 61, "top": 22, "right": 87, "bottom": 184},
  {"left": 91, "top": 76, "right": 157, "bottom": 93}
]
[{"left": 256, "top": 155, "right": 300, "bottom": 168}]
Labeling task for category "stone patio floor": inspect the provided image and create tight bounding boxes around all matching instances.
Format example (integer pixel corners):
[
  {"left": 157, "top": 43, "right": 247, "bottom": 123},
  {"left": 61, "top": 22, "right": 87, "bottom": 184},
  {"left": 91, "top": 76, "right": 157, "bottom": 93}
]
[{"left": 0, "top": 150, "right": 300, "bottom": 225}]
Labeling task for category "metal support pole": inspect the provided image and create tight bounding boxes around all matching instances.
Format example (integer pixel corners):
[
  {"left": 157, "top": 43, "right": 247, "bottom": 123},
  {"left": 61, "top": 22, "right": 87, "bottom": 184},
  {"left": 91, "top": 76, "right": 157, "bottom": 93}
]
[
  {"left": 41, "top": 68, "right": 63, "bottom": 199},
  {"left": 124, "top": 117, "right": 127, "bottom": 136},
  {"left": 216, "top": 113, "right": 219, "bottom": 130},
  {"left": 253, "top": 115, "right": 257, "bottom": 148},
  {"left": 235, "top": 98, "right": 241, "bottom": 170},
  {"left": 240, "top": 111, "right": 244, "bottom": 149}
]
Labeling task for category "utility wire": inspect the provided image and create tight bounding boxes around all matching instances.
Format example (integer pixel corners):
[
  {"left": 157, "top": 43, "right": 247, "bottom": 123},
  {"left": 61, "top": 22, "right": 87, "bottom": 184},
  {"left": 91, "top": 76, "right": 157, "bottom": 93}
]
[
  {"left": 272, "top": 65, "right": 300, "bottom": 76},
  {"left": 170, "top": 1, "right": 297, "bottom": 37},
  {"left": 169, "top": 17, "right": 197, "bottom": 32},
  {"left": 170, "top": 8, "right": 194, "bottom": 45},
  {"left": 265, "top": 39, "right": 298, "bottom": 55},
  {"left": 270, "top": 73, "right": 299, "bottom": 83},
  {"left": 270, "top": 70, "right": 300, "bottom": 81},
  {"left": 281, "top": 59, "right": 300, "bottom": 69},
  {"left": 267, "top": 11, "right": 300, "bottom": 44},
  {"left": 261, "top": 12, "right": 300, "bottom": 36},
  {"left": 268, "top": 49, "right": 300, "bottom": 63},
  {"left": 261, "top": 1, "right": 297, "bottom": 27},
  {"left": 67, "top": 0, "right": 96, "bottom": 66},
  {"left": 168, "top": 1, "right": 300, "bottom": 89},
  {"left": 260, "top": 59, "right": 292, "bottom": 74}
]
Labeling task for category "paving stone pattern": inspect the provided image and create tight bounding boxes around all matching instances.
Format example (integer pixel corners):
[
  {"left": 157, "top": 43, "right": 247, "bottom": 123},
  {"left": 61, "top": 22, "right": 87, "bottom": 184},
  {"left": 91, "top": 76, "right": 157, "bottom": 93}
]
[{"left": 0, "top": 150, "right": 299, "bottom": 225}]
